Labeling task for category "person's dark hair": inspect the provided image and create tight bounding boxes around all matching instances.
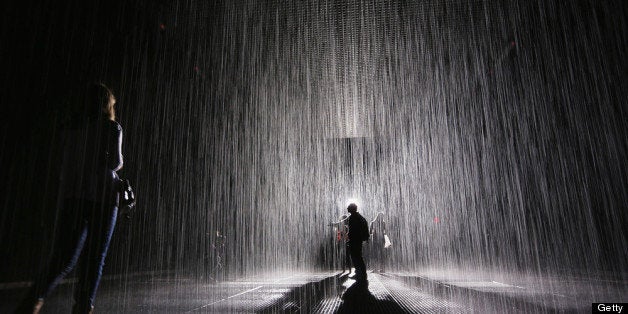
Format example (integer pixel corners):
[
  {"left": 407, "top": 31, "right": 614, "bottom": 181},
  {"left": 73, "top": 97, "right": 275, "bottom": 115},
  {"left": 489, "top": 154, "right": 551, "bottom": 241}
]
[
  {"left": 86, "top": 83, "right": 116, "bottom": 121},
  {"left": 347, "top": 203, "right": 358, "bottom": 213}
]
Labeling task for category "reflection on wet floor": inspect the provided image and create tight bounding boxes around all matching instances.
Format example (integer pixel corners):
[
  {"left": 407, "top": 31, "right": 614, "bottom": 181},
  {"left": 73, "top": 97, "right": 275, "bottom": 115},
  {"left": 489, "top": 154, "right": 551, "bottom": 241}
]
[{"left": 2, "top": 269, "right": 625, "bottom": 313}]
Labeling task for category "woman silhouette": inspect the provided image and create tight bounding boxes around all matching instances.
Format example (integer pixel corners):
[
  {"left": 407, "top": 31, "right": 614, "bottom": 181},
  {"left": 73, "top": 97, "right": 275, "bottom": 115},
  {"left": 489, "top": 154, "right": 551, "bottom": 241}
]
[
  {"left": 369, "top": 212, "right": 388, "bottom": 273},
  {"left": 16, "top": 83, "right": 124, "bottom": 314}
]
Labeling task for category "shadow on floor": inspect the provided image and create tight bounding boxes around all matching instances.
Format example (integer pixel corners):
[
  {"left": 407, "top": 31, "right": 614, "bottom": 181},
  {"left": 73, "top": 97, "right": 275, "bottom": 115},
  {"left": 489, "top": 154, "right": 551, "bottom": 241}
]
[{"left": 337, "top": 279, "right": 408, "bottom": 314}]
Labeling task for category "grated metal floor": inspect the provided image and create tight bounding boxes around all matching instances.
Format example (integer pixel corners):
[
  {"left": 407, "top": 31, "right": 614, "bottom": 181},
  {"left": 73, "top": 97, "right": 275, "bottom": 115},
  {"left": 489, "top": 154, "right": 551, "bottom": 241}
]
[
  {"left": 2, "top": 270, "right": 624, "bottom": 313},
  {"left": 314, "top": 273, "right": 470, "bottom": 314}
]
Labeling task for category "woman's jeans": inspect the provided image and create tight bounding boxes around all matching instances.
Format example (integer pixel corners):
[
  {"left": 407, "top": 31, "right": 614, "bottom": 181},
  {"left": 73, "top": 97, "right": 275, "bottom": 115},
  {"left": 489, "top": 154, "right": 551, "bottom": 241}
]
[{"left": 28, "top": 198, "right": 118, "bottom": 310}]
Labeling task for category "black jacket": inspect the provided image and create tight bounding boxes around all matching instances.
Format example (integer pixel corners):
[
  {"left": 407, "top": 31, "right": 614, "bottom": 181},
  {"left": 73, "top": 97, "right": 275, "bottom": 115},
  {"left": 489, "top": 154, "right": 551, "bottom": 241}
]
[{"left": 347, "top": 212, "right": 368, "bottom": 243}]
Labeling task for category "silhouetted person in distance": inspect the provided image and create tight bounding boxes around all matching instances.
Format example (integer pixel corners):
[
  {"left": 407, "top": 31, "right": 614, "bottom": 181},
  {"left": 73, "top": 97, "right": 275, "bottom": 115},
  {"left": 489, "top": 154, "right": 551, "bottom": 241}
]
[
  {"left": 346, "top": 203, "right": 369, "bottom": 282},
  {"left": 329, "top": 214, "right": 350, "bottom": 272},
  {"left": 209, "top": 229, "right": 226, "bottom": 282},
  {"left": 16, "top": 83, "right": 124, "bottom": 314},
  {"left": 369, "top": 212, "right": 388, "bottom": 273}
]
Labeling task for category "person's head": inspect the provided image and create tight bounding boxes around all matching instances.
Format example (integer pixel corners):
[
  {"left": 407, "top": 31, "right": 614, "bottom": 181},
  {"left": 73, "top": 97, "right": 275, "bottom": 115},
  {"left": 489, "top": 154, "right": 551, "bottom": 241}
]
[
  {"left": 376, "top": 212, "right": 385, "bottom": 220},
  {"left": 347, "top": 203, "right": 358, "bottom": 213},
  {"left": 87, "top": 83, "right": 116, "bottom": 121}
]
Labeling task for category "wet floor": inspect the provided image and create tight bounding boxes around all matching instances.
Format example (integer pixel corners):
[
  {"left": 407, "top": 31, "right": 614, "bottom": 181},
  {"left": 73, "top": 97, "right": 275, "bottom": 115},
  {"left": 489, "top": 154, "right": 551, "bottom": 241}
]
[{"left": 2, "top": 269, "right": 625, "bottom": 313}]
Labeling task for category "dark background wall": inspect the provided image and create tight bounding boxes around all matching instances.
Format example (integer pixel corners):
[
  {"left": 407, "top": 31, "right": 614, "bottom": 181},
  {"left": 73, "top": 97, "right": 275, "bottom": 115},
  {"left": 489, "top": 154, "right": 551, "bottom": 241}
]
[{"left": 1, "top": 0, "right": 627, "bottom": 282}]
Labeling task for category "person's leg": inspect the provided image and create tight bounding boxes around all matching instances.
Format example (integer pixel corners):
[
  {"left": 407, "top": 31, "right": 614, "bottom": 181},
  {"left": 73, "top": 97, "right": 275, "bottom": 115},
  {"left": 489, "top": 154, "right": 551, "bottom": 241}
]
[
  {"left": 206, "top": 249, "right": 216, "bottom": 282},
  {"left": 216, "top": 252, "right": 224, "bottom": 281},
  {"left": 339, "top": 245, "right": 346, "bottom": 272},
  {"left": 73, "top": 201, "right": 117, "bottom": 313},
  {"left": 345, "top": 245, "right": 352, "bottom": 272},
  {"left": 356, "top": 243, "right": 367, "bottom": 280},
  {"left": 376, "top": 240, "right": 384, "bottom": 272},
  {"left": 381, "top": 248, "right": 386, "bottom": 272},
  {"left": 15, "top": 200, "right": 87, "bottom": 313},
  {"left": 348, "top": 242, "right": 366, "bottom": 281}
]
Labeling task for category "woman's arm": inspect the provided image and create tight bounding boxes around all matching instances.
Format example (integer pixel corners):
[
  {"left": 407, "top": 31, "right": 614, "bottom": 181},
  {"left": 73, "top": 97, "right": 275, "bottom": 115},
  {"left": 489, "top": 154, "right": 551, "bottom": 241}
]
[{"left": 108, "top": 122, "right": 124, "bottom": 171}]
